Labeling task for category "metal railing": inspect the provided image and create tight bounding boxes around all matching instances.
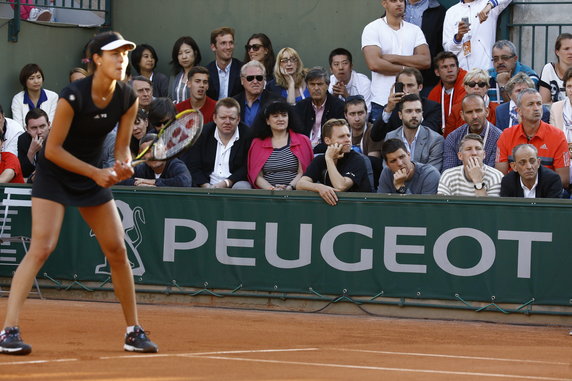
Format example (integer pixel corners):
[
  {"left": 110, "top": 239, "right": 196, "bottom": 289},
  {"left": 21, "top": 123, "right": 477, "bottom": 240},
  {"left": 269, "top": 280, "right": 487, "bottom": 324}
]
[
  {"left": 0, "top": 0, "right": 111, "bottom": 42},
  {"left": 500, "top": 1, "right": 572, "bottom": 73}
]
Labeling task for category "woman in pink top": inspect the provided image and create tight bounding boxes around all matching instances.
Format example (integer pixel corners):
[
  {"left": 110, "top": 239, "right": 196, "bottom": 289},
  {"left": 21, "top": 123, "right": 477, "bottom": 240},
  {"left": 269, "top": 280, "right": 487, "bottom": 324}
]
[{"left": 248, "top": 100, "right": 313, "bottom": 190}]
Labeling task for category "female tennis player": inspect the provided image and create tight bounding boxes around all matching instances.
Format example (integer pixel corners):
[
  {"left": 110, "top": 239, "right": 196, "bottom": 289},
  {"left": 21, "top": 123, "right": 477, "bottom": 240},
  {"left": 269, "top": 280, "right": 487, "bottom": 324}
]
[{"left": 0, "top": 31, "right": 158, "bottom": 355}]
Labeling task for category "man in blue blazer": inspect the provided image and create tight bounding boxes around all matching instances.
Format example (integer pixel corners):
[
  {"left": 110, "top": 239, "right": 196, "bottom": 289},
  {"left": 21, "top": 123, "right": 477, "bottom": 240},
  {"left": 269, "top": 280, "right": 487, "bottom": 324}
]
[
  {"left": 384, "top": 94, "right": 444, "bottom": 172},
  {"left": 206, "top": 27, "right": 243, "bottom": 100},
  {"left": 496, "top": 72, "right": 550, "bottom": 130}
]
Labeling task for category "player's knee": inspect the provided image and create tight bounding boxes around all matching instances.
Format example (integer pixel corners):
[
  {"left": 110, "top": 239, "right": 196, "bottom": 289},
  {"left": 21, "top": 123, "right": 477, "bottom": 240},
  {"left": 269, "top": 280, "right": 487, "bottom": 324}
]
[
  {"left": 104, "top": 242, "right": 128, "bottom": 266},
  {"left": 27, "top": 242, "right": 56, "bottom": 264}
]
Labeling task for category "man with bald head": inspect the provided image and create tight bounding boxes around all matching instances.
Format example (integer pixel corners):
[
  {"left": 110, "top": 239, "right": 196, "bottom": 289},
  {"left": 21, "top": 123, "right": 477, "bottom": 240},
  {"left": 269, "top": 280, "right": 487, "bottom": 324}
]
[
  {"left": 442, "top": 94, "right": 501, "bottom": 171},
  {"left": 500, "top": 144, "right": 562, "bottom": 198}
]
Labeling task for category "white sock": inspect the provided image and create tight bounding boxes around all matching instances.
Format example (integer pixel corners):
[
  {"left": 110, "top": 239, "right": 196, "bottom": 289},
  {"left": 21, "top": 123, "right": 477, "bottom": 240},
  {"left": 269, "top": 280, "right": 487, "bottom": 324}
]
[{"left": 126, "top": 325, "right": 136, "bottom": 334}]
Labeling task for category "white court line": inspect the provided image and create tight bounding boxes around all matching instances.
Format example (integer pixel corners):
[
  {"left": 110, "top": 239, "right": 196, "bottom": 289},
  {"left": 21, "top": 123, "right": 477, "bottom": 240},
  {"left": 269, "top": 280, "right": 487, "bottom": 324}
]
[
  {"left": 99, "top": 347, "right": 318, "bottom": 360},
  {"left": 0, "top": 358, "right": 77, "bottom": 366},
  {"left": 186, "top": 355, "right": 572, "bottom": 380},
  {"left": 332, "top": 348, "right": 569, "bottom": 366}
]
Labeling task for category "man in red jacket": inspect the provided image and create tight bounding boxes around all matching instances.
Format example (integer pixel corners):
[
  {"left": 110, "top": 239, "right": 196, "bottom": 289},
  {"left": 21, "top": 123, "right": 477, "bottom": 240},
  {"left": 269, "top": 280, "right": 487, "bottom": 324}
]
[{"left": 428, "top": 52, "right": 467, "bottom": 133}]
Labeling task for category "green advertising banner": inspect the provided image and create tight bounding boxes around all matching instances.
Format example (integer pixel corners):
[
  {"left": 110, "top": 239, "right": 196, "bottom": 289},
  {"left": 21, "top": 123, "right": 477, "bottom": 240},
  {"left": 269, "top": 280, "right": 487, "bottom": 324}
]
[{"left": 1, "top": 185, "right": 571, "bottom": 306}]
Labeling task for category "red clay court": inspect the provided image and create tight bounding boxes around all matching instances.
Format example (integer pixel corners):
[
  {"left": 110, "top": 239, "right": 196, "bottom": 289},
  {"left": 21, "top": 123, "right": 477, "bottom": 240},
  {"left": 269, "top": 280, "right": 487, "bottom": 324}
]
[{"left": 1, "top": 298, "right": 571, "bottom": 380}]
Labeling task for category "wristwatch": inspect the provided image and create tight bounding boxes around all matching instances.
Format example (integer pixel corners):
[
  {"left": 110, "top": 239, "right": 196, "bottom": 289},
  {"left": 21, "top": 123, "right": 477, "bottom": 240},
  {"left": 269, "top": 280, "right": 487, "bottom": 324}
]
[
  {"left": 474, "top": 182, "right": 486, "bottom": 190},
  {"left": 396, "top": 186, "right": 407, "bottom": 194}
]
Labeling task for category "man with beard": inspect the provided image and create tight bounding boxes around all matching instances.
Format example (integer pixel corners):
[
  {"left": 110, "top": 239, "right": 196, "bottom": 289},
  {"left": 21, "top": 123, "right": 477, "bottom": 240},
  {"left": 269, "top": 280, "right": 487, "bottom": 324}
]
[
  {"left": 384, "top": 94, "right": 444, "bottom": 171},
  {"left": 17, "top": 108, "right": 51, "bottom": 180},
  {"left": 443, "top": 94, "right": 501, "bottom": 171},
  {"left": 175, "top": 66, "right": 216, "bottom": 124},
  {"left": 500, "top": 144, "right": 562, "bottom": 198}
]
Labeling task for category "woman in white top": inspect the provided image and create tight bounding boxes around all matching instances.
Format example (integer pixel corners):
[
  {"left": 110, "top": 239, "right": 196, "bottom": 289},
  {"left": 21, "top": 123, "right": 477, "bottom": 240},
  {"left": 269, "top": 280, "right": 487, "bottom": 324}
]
[
  {"left": 540, "top": 33, "right": 572, "bottom": 104},
  {"left": 550, "top": 67, "right": 572, "bottom": 136},
  {"left": 167, "top": 36, "right": 202, "bottom": 104},
  {"left": 11, "top": 63, "right": 58, "bottom": 129}
]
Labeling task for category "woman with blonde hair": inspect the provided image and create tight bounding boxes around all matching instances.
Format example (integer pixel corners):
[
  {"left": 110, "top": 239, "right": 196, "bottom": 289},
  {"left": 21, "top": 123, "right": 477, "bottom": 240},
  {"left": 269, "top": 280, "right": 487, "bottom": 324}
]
[{"left": 266, "top": 47, "right": 309, "bottom": 105}]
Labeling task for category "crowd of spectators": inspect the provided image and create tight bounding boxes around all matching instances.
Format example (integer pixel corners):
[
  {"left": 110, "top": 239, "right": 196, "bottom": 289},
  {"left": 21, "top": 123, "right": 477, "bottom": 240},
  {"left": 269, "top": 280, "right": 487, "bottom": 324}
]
[{"left": 1, "top": 0, "right": 572, "bottom": 205}]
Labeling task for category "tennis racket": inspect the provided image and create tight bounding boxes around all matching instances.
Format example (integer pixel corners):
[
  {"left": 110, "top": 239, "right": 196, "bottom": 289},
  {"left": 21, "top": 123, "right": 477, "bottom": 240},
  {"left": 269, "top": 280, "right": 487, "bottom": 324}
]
[{"left": 131, "top": 109, "right": 203, "bottom": 166}]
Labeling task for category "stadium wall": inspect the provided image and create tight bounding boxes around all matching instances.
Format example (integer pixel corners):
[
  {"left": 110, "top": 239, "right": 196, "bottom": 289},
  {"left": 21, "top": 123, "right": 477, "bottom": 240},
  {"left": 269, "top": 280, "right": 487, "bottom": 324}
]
[{"left": 1, "top": 185, "right": 571, "bottom": 325}]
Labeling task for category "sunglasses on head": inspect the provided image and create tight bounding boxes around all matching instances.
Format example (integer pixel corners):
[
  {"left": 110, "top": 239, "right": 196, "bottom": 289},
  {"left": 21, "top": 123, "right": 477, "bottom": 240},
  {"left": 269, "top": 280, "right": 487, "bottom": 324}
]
[
  {"left": 466, "top": 81, "right": 488, "bottom": 88},
  {"left": 245, "top": 44, "right": 263, "bottom": 51},
  {"left": 245, "top": 75, "right": 264, "bottom": 82}
]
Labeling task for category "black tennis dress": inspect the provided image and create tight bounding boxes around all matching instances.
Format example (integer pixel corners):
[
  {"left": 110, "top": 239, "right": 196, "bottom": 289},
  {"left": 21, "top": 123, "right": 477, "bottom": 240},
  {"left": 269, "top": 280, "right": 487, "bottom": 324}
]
[{"left": 32, "top": 76, "right": 136, "bottom": 206}]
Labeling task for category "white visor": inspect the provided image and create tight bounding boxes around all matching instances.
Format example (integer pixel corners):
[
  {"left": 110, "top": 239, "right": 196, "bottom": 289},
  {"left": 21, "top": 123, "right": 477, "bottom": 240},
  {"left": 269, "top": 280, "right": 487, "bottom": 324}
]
[{"left": 101, "top": 39, "right": 136, "bottom": 51}]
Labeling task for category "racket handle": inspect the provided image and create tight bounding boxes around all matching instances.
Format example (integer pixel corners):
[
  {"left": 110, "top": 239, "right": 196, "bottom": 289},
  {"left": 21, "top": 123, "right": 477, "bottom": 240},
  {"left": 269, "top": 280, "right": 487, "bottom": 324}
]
[{"left": 131, "top": 159, "right": 146, "bottom": 167}]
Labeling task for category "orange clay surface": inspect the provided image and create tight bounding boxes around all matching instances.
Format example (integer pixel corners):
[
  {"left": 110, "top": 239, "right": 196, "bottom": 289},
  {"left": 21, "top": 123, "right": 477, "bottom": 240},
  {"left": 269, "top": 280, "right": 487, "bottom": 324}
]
[{"left": 0, "top": 298, "right": 571, "bottom": 380}]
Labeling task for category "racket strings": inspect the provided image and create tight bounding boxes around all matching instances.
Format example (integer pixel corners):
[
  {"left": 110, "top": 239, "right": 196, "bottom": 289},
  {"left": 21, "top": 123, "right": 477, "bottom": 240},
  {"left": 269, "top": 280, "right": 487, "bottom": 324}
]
[{"left": 155, "top": 113, "right": 201, "bottom": 160}]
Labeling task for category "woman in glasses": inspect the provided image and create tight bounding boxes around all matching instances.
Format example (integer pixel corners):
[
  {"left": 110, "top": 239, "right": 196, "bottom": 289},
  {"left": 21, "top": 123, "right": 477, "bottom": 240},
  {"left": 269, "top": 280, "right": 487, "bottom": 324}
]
[
  {"left": 243, "top": 33, "right": 276, "bottom": 82},
  {"left": 131, "top": 43, "right": 169, "bottom": 98},
  {"left": 247, "top": 100, "right": 313, "bottom": 190},
  {"left": 266, "top": 47, "right": 309, "bottom": 105},
  {"left": 168, "top": 36, "right": 202, "bottom": 104},
  {"left": 444, "top": 68, "right": 497, "bottom": 137}
]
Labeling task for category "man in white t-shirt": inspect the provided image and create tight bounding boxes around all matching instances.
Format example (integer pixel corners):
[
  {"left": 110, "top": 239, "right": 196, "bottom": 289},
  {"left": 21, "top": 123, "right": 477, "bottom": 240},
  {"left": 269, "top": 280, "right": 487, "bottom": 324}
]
[
  {"left": 361, "top": 0, "right": 430, "bottom": 123},
  {"left": 442, "top": 0, "right": 512, "bottom": 72}
]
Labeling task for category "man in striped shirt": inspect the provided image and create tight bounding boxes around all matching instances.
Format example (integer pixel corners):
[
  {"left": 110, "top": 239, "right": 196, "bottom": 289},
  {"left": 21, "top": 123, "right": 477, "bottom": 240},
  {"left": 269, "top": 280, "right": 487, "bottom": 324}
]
[{"left": 438, "top": 133, "right": 503, "bottom": 196}]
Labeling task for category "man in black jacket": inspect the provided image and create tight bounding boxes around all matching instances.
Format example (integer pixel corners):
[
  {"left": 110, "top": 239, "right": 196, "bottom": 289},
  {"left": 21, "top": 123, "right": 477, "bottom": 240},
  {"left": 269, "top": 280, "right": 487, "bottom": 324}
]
[
  {"left": 500, "top": 144, "right": 562, "bottom": 198},
  {"left": 405, "top": 0, "right": 446, "bottom": 94},
  {"left": 294, "top": 67, "right": 345, "bottom": 148},
  {"left": 181, "top": 98, "right": 252, "bottom": 189},
  {"left": 206, "top": 27, "right": 243, "bottom": 100},
  {"left": 370, "top": 67, "right": 441, "bottom": 142}
]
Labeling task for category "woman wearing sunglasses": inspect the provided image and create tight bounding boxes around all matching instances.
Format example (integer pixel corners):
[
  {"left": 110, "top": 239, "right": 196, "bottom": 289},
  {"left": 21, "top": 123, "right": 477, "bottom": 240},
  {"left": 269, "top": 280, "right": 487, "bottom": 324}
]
[
  {"left": 444, "top": 68, "right": 498, "bottom": 137},
  {"left": 247, "top": 100, "right": 312, "bottom": 190},
  {"left": 266, "top": 47, "right": 309, "bottom": 105},
  {"left": 243, "top": 33, "right": 276, "bottom": 82}
]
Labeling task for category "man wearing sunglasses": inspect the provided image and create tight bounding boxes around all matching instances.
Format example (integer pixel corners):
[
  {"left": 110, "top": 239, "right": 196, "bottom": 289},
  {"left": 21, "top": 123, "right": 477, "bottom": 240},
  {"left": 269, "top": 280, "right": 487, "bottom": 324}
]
[
  {"left": 233, "top": 61, "right": 283, "bottom": 127},
  {"left": 487, "top": 40, "right": 539, "bottom": 104}
]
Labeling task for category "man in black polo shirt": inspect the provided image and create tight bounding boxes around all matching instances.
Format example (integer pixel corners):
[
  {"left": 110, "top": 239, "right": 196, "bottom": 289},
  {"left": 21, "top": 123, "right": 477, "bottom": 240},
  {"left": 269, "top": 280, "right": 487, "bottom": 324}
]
[{"left": 297, "top": 119, "right": 371, "bottom": 205}]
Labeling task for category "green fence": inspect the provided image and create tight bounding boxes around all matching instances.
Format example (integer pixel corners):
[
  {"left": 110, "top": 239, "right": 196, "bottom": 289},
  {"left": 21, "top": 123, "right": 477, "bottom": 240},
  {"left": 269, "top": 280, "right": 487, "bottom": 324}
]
[
  {"left": 500, "top": 1, "right": 572, "bottom": 73},
  {"left": 1, "top": 185, "right": 572, "bottom": 314}
]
